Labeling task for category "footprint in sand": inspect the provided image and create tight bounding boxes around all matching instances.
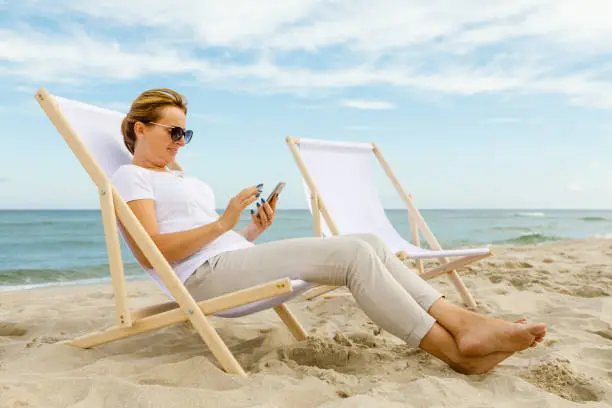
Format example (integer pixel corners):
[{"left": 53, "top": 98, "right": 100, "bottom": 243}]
[
  {"left": 591, "top": 329, "right": 612, "bottom": 341},
  {"left": 509, "top": 276, "right": 531, "bottom": 290},
  {"left": 488, "top": 275, "right": 504, "bottom": 284},
  {"left": 346, "top": 333, "right": 381, "bottom": 348},
  {"left": 503, "top": 261, "right": 518, "bottom": 269},
  {"left": 570, "top": 286, "right": 609, "bottom": 298},
  {"left": 276, "top": 335, "right": 394, "bottom": 374},
  {"left": 26, "top": 335, "right": 67, "bottom": 348},
  {"left": 520, "top": 358, "right": 605, "bottom": 403},
  {"left": 0, "top": 323, "right": 28, "bottom": 337}
]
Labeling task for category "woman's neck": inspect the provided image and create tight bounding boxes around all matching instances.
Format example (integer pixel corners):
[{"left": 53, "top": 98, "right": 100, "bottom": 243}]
[{"left": 131, "top": 154, "right": 168, "bottom": 172}]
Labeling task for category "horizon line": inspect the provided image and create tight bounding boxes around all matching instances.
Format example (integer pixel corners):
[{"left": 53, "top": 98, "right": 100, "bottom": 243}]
[{"left": 1, "top": 208, "right": 611, "bottom": 211}]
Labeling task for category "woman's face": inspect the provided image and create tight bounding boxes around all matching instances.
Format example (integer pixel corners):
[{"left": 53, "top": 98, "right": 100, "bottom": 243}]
[{"left": 136, "top": 106, "right": 187, "bottom": 166}]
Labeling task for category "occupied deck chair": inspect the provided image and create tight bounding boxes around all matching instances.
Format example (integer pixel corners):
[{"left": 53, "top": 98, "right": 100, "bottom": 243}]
[
  {"left": 286, "top": 137, "right": 493, "bottom": 308},
  {"left": 35, "top": 88, "right": 316, "bottom": 377}
]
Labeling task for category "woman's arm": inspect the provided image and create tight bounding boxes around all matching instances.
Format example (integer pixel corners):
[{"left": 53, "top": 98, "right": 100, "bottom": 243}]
[
  {"left": 122, "top": 185, "right": 261, "bottom": 268},
  {"left": 238, "top": 222, "right": 261, "bottom": 242},
  {"left": 122, "top": 199, "right": 227, "bottom": 268}
]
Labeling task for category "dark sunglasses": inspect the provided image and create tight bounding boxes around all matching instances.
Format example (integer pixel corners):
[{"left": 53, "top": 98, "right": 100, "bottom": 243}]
[{"left": 147, "top": 121, "right": 193, "bottom": 144}]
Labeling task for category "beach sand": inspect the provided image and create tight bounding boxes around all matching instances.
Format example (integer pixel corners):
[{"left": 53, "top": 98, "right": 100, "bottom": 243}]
[{"left": 1, "top": 238, "right": 611, "bottom": 407}]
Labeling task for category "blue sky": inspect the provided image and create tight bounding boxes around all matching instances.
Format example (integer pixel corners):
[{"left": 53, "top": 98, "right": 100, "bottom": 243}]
[{"left": 1, "top": 0, "right": 612, "bottom": 210}]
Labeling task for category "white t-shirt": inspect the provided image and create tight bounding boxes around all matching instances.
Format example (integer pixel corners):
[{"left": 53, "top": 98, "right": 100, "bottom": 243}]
[{"left": 111, "top": 164, "right": 254, "bottom": 295}]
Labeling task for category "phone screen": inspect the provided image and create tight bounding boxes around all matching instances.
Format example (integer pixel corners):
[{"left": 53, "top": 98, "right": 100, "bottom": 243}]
[{"left": 266, "top": 182, "right": 286, "bottom": 203}]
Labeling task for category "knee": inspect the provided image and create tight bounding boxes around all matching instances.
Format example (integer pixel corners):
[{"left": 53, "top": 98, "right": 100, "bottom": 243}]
[
  {"left": 351, "top": 233, "right": 388, "bottom": 256},
  {"left": 334, "top": 237, "right": 377, "bottom": 264},
  {"left": 333, "top": 238, "right": 379, "bottom": 285}
]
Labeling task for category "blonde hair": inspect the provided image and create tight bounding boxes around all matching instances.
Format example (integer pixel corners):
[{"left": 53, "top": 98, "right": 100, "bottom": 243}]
[{"left": 121, "top": 88, "right": 188, "bottom": 154}]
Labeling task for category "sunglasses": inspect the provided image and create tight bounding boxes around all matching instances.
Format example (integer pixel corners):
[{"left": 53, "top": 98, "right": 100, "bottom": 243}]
[{"left": 146, "top": 121, "right": 193, "bottom": 144}]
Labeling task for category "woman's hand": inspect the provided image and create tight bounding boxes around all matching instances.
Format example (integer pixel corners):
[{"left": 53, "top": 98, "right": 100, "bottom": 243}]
[
  {"left": 218, "top": 184, "right": 262, "bottom": 232},
  {"left": 250, "top": 197, "right": 276, "bottom": 233}
]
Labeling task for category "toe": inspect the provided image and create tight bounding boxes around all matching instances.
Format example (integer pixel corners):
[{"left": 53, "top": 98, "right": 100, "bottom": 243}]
[{"left": 529, "top": 323, "right": 547, "bottom": 337}]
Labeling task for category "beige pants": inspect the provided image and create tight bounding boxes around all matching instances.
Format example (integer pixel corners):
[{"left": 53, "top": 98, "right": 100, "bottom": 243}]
[{"left": 185, "top": 233, "right": 441, "bottom": 347}]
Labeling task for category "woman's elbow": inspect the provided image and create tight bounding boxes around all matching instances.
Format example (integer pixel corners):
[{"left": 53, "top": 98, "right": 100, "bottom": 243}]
[
  {"left": 134, "top": 251, "right": 153, "bottom": 269},
  {"left": 146, "top": 236, "right": 180, "bottom": 267}
]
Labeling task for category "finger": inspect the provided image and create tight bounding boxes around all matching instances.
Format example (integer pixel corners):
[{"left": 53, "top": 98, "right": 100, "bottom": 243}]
[
  {"left": 248, "top": 186, "right": 263, "bottom": 202},
  {"left": 250, "top": 209, "right": 261, "bottom": 226},
  {"left": 239, "top": 184, "right": 263, "bottom": 201},
  {"left": 242, "top": 186, "right": 263, "bottom": 203},
  {"left": 262, "top": 200, "right": 274, "bottom": 218},
  {"left": 257, "top": 201, "right": 269, "bottom": 224},
  {"left": 243, "top": 195, "right": 259, "bottom": 208}
]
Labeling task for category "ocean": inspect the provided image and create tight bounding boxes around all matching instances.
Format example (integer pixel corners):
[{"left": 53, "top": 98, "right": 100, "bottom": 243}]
[{"left": 1, "top": 209, "right": 611, "bottom": 292}]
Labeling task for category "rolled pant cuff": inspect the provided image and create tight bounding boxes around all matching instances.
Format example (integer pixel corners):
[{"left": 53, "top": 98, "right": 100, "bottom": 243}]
[
  {"left": 405, "top": 312, "right": 437, "bottom": 348},
  {"left": 421, "top": 291, "right": 444, "bottom": 313}
]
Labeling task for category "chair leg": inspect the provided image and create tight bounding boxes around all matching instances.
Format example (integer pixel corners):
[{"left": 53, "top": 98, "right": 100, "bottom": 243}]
[
  {"left": 273, "top": 304, "right": 308, "bottom": 341},
  {"left": 419, "top": 254, "right": 490, "bottom": 280},
  {"left": 187, "top": 308, "right": 247, "bottom": 376},
  {"left": 419, "top": 253, "right": 491, "bottom": 308}
]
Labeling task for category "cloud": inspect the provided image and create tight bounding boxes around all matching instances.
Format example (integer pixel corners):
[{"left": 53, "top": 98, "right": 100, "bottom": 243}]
[
  {"left": 569, "top": 183, "right": 582, "bottom": 192},
  {"left": 340, "top": 99, "right": 395, "bottom": 110},
  {"left": 39, "top": 1, "right": 612, "bottom": 53},
  {"left": 0, "top": 177, "right": 9, "bottom": 183},
  {"left": 90, "top": 101, "right": 130, "bottom": 112},
  {"left": 0, "top": 28, "right": 204, "bottom": 83},
  {"left": 589, "top": 159, "right": 602, "bottom": 170},
  {"left": 1, "top": 1, "right": 612, "bottom": 109},
  {"left": 14, "top": 85, "right": 37, "bottom": 94}
]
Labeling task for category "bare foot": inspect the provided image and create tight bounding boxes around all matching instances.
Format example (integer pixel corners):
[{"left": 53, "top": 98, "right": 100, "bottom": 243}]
[
  {"left": 420, "top": 322, "right": 517, "bottom": 375},
  {"left": 450, "top": 350, "right": 514, "bottom": 375},
  {"left": 515, "top": 318, "right": 545, "bottom": 347},
  {"left": 456, "top": 318, "right": 546, "bottom": 357}
]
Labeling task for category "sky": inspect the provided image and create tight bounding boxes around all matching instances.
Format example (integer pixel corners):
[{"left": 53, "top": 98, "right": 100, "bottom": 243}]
[{"left": 1, "top": 0, "right": 612, "bottom": 210}]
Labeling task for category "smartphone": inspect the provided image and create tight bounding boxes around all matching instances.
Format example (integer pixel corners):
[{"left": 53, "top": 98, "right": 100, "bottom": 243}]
[{"left": 266, "top": 181, "right": 286, "bottom": 203}]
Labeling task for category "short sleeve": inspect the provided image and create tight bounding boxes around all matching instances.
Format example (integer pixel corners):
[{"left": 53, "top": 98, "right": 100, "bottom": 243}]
[{"left": 111, "top": 165, "right": 155, "bottom": 202}]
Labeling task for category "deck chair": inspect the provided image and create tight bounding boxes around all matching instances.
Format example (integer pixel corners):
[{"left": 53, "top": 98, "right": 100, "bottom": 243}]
[
  {"left": 35, "top": 88, "right": 316, "bottom": 377},
  {"left": 286, "top": 137, "right": 493, "bottom": 307}
]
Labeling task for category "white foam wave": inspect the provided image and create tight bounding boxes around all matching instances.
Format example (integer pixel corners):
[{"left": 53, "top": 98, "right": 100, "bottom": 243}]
[
  {"left": 590, "top": 233, "right": 612, "bottom": 239},
  {"left": 511, "top": 212, "right": 546, "bottom": 217}
]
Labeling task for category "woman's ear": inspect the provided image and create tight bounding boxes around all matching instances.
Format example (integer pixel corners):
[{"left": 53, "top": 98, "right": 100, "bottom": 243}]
[{"left": 134, "top": 121, "right": 146, "bottom": 140}]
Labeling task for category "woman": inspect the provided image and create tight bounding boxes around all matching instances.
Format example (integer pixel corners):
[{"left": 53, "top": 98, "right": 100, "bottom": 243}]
[{"left": 111, "top": 88, "right": 546, "bottom": 375}]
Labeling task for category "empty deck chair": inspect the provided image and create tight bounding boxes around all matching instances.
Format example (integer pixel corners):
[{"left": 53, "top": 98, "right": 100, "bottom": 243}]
[{"left": 286, "top": 137, "right": 492, "bottom": 307}]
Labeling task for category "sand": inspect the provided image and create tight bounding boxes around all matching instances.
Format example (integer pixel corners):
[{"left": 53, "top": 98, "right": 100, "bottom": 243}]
[{"left": 1, "top": 238, "right": 611, "bottom": 407}]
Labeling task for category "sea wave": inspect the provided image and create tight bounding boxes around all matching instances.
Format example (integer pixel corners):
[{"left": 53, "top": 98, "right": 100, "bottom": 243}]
[
  {"left": 510, "top": 212, "right": 546, "bottom": 218},
  {"left": 491, "top": 226, "right": 536, "bottom": 232},
  {"left": 580, "top": 217, "right": 609, "bottom": 222},
  {"left": 0, "top": 220, "right": 56, "bottom": 227},
  {"left": 495, "top": 232, "right": 562, "bottom": 245},
  {"left": 0, "top": 277, "right": 114, "bottom": 292},
  {"left": 0, "top": 264, "right": 143, "bottom": 286}
]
